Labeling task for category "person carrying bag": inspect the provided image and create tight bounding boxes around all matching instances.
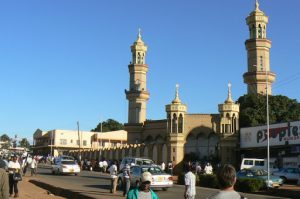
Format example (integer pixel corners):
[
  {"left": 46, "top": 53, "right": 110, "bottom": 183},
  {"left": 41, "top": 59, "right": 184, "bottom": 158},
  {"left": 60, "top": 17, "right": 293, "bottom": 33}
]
[{"left": 8, "top": 155, "right": 21, "bottom": 198}]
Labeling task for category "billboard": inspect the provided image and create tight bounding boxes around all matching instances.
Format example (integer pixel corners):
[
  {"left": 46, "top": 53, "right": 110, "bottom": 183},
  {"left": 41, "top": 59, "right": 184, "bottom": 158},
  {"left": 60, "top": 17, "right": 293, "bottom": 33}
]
[{"left": 240, "top": 121, "right": 300, "bottom": 148}]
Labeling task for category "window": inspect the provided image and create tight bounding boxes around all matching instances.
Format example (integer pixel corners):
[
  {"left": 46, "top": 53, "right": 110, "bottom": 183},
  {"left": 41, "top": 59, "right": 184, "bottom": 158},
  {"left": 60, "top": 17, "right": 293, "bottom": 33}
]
[
  {"left": 83, "top": 140, "right": 87, "bottom": 146},
  {"left": 244, "top": 160, "right": 253, "bottom": 165},
  {"left": 76, "top": 140, "right": 80, "bottom": 145},
  {"left": 70, "top": 139, "right": 73, "bottom": 143},
  {"left": 60, "top": 139, "right": 67, "bottom": 145},
  {"left": 255, "top": 160, "right": 264, "bottom": 166}
]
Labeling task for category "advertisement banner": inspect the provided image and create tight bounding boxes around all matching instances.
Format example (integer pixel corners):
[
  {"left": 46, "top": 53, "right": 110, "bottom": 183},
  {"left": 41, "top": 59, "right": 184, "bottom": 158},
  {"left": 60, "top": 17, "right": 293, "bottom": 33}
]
[{"left": 240, "top": 121, "right": 300, "bottom": 148}]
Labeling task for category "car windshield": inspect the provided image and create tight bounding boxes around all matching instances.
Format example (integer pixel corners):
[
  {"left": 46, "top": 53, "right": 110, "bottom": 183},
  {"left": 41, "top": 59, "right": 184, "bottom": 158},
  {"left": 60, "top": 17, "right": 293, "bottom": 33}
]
[
  {"left": 61, "top": 161, "right": 76, "bottom": 165},
  {"left": 253, "top": 169, "right": 268, "bottom": 176},
  {"left": 142, "top": 166, "right": 162, "bottom": 174}
]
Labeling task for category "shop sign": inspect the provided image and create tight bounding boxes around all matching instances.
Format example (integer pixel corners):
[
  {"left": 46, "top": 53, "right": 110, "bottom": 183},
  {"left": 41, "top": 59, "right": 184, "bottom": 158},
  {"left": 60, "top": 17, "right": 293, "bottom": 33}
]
[{"left": 240, "top": 121, "right": 300, "bottom": 148}]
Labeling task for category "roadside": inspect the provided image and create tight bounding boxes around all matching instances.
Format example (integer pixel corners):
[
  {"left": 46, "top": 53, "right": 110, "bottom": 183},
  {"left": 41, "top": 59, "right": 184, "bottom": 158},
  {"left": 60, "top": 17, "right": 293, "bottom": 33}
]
[{"left": 18, "top": 175, "right": 66, "bottom": 199}]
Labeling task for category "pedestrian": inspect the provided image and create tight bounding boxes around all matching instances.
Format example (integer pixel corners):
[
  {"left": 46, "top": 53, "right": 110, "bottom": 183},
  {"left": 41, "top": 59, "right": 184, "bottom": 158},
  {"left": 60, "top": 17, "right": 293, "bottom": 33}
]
[
  {"left": 103, "top": 159, "right": 108, "bottom": 173},
  {"left": 99, "top": 160, "right": 103, "bottom": 172},
  {"left": 168, "top": 161, "right": 173, "bottom": 175},
  {"left": 0, "top": 159, "right": 9, "bottom": 199},
  {"left": 8, "top": 155, "right": 21, "bottom": 198},
  {"left": 184, "top": 164, "right": 196, "bottom": 199},
  {"left": 204, "top": 163, "right": 213, "bottom": 175},
  {"left": 126, "top": 171, "right": 158, "bottom": 199},
  {"left": 161, "top": 162, "right": 165, "bottom": 171},
  {"left": 30, "top": 157, "right": 38, "bottom": 176},
  {"left": 196, "top": 162, "right": 202, "bottom": 175},
  {"left": 122, "top": 164, "right": 131, "bottom": 196},
  {"left": 207, "top": 164, "right": 246, "bottom": 199},
  {"left": 109, "top": 161, "right": 118, "bottom": 194}
]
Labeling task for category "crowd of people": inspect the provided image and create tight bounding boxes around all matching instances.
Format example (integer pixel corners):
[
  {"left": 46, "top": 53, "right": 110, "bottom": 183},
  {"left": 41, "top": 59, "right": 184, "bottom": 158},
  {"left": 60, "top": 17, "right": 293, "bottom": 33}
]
[
  {"left": 0, "top": 152, "right": 249, "bottom": 199},
  {"left": 0, "top": 153, "right": 39, "bottom": 198}
]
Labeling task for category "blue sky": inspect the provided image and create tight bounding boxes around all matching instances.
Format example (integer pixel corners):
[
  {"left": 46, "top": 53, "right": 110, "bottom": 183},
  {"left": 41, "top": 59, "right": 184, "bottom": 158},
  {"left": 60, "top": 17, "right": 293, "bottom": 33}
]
[{"left": 0, "top": 0, "right": 299, "bottom": 143}]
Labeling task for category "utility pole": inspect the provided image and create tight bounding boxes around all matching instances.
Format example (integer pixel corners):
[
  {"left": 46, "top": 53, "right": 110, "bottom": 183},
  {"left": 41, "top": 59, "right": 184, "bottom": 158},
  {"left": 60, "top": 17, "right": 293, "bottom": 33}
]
[
  {"left": 266, "top": 66, "right": 270, "bottom": 187},
  {"left": 50, "top": 131, "right": 53, "bottom": 157},
  {"left": 77, "top": 121, "right": 81, "bottom": 161}
]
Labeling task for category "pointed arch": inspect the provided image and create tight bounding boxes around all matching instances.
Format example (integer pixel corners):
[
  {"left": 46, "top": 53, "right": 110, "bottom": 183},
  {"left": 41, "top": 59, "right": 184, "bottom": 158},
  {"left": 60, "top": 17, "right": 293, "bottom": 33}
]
[
  {"left": 162, "top": 144, "right": 168, "bottom": 164},
  {"left": 152, "top": 145, "right": 158, "bottom": 163},
  {"left": 172, "top": 113, "right": 177, "bottom": 133},
  {"left": 143, "top": 146, "right": 149, "bottom": 158}
]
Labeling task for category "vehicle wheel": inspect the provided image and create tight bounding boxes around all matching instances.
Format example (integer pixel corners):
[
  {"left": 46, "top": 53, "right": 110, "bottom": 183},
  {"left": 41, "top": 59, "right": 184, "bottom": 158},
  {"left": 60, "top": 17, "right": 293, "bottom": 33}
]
[
  {"left": 280, "top": 176, "right": 287, "bottom": 183},
  {"left": 51, "top": 169, "right": 55, "bottom": 175},
  {"left": 162, "top": 188, "right": 168, "bottom": 191},
  {"left": 75, "top": 173, "right": 78, "bottom": 176},
  {"left": 118, "top": 178, "right": 123, "bottom": 190}
]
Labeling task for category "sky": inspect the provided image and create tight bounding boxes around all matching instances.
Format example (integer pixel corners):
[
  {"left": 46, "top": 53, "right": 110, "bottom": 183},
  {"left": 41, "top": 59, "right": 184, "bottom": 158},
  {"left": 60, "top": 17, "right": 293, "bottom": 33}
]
[{"left": 0, "top": 0, "right": 300, "bottom": 143}]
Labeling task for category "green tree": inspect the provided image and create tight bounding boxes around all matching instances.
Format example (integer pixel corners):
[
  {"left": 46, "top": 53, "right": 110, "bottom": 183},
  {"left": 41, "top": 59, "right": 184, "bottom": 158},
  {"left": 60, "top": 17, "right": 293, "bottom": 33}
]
[
  {"left": 238, "top": 94, "right": 300, "bottom": 128},
  {"left": 0, "top": 134, "right": 11, "bottom": 149},
  {"left": 19, "top": 138, "right": 31, "bottom": 149},
  {"left": 91, "top": 119, "right": 124, "bottom": 132}
]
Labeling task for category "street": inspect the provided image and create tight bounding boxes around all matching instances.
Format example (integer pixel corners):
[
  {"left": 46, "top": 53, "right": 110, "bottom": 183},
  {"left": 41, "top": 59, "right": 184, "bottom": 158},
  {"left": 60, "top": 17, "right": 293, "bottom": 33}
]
[{"left": 34, "top": 167, "right": 293, "bottom": 199}]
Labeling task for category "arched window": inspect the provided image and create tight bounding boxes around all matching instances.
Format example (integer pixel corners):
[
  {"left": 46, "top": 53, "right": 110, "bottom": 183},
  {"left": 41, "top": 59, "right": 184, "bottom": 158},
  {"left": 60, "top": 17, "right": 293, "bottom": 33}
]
[
  {"left": 172, "top": 113, "right": 177, "bottom": 133},
  {"left": 258, "top": 24, "right": 262, "bottom": 38},
  {"left": 167, "top": 114, "right": 171, "bottom": 133},
  {"left": 252, "top": 25, "right": 256, "bottom": 38},
  {"left": 178, "top": 114, "right": 183, "bottom": 133}
]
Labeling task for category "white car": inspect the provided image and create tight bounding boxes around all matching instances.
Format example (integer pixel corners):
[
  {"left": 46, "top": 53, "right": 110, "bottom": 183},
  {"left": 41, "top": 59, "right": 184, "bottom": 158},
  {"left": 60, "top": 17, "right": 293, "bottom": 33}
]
[
  {"left": 118, "top": 165, "right": 173, "bottom": 191},
  {"left": 52, "top": 160, "right": 80, "bottom": 175},
  {"left": 272, "top": 168, "right": 300, "bottom": 182}
]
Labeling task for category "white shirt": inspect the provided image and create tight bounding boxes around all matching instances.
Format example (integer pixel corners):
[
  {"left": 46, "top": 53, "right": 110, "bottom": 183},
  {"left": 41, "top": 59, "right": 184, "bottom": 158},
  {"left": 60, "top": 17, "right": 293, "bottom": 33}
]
[
  {"left": 109, "top": 164, "right": 117, "bottom": 178},
  {"left": 8, "top": 161, "right": 21, "bottom": 174},
  {"left": 31, "top": 159, "right": 37, "bottom": 169},
  {"left": 161, "top": 162, "right": 165, "bottom": 171},
  {"left": 185, "top": 171, "right": 196, "bottom": 197},
  {"left": 99, "top": 161, "right": 103, "bottom": 168}
]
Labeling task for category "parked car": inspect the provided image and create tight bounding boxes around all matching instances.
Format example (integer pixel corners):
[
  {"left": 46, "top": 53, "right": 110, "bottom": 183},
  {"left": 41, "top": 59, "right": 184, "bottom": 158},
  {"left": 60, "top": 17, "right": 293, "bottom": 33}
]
[
  {"left": 272, "top": 168, "right": 300, "bottom": 182},
  {"left": 118, "top": 165, "right": 173, "bottom": 191},
  {"left": 51, "top": 159, "right": 80, "bottom": 175},
  {"left": 236, "top": 169, "right": 283, "bottom": 188},
  {"left": 120, "top": 157, "right": 154, "bottom": 171}
]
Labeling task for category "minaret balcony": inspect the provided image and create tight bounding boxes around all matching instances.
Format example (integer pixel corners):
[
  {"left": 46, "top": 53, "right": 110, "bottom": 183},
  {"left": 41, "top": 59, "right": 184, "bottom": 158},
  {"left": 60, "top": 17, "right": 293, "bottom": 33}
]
[
  {"left": 243, "top": 71, "right": 276, "bottom": 84},
  {"left": 125, "top": 90, "right": 150, "bottom": 100}
]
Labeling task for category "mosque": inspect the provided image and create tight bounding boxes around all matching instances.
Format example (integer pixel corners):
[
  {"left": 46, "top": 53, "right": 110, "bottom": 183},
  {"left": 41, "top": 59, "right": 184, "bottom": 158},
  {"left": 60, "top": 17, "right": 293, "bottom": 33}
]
[
  {"left": 124, "top": 0, "right": 275, "bottom": 169},
  {"left": 39, "top": 1, "right": 276, "bottom": 171}
]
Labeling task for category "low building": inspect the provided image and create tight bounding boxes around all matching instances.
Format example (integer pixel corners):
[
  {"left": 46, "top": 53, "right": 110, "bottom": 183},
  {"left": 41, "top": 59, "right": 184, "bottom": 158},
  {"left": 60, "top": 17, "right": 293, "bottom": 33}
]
[
  {"left": 240, "top": 120, "right": 300, "bottom": 168},
  {"left": 33, "top": 128, "right": 127, "bottom": 157}
]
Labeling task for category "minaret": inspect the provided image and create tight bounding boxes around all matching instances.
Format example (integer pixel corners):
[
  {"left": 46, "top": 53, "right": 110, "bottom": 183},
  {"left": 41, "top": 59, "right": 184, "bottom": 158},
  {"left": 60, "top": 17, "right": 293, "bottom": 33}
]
[
  {"left": 165, "top": 84, "right": 187, "bottom": 133},
  {"left": 125, "top": 29, "right": 150, "bottom": 124},
  {"left": 166, "top": 84, "right": 187, "bottom": 165},
  {"left": 243, "top": 0, "right": 276, "bottom": 95},
  {"left": 218, "top": 83, "right": 240, "bottom": 134}
]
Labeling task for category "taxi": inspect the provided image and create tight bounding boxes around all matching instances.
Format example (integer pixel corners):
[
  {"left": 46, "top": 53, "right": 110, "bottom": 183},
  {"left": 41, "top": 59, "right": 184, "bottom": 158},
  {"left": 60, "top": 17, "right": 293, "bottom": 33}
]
[{"left": 118, "top": 165, "right": 173, "bottom": 191}]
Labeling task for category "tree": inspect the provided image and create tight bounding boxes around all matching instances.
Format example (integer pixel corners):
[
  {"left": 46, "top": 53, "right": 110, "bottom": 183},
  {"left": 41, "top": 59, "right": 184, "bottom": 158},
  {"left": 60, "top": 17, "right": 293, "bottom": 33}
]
[
  {"left": 19, "top": 138, "right": 31, "bottom": 149},
  {"left": 91, "top": 119, "right": 124, "bottom": 132},
  {"left": 238, "top": 94, "right": 300, "bottom": 128},
  {"left": 0, "top": 134, "right": 11, "bottom": 149}
]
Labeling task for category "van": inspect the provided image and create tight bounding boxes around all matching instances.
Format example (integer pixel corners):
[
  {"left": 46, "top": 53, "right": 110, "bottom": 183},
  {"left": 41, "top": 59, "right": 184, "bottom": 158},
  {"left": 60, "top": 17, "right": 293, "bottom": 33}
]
[
  {"left": 240, "top": 158, "right": 265, "bottom": 170},
  {"left": 240, "top": 158, "right": 278, "bottom": 172},
  {"left": 120, "top": 157, "right": 153, "bottom": 171}
]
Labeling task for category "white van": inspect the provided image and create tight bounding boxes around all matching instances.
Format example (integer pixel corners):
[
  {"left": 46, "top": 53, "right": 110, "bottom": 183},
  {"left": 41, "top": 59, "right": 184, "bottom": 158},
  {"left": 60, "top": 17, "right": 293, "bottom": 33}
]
[
  {"left": 240, "top": 158, "right": 278, "bottom": 172},
  {"left": 241, "top": 158, "right": 265, "bottom": 170}
]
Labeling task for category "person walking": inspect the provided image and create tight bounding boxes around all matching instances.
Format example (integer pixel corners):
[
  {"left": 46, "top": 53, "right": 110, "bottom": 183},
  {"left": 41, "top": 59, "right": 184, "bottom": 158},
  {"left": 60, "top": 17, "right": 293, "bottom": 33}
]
[
  {"left": 126, "top": 171, "right": 158, "bottom": 199},
  {"left": 0, "top": 159, "right": 9, "bottom": 199},
  {"left": 122, "top": 164, "right": 131, "bottom": 196},
  {"left": 30, "top": 157, "right": 38, "bottom": 176},
  {"left": 207, "top": 164, "right": 246, "bottom": 199},
  {"left": 109, "top": 161, "right": 118, "bottom": 194},
  {"left": 184, "top": 164, "right": 196, "bottom": 199},
  {"left": 8, "top": 155, "right": 21, "bottom": 198},
  {"left": 161, "top": 162, "right": 165, "bottom": 171}
]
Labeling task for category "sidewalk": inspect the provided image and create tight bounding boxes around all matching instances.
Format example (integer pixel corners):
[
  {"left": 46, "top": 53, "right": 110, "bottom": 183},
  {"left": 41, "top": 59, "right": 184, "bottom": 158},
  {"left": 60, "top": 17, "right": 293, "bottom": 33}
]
[{"left": 18, "top": 176, "right": 65, "bottom": 199}]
